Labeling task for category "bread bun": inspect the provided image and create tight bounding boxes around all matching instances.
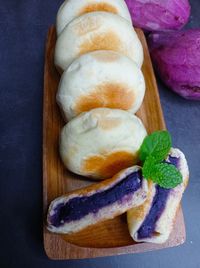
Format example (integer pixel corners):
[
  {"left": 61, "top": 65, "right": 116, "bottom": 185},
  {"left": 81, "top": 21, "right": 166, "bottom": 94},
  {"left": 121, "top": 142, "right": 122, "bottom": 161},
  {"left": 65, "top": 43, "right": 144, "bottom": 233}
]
[
  {"left": 57, "top": 50, "right": 145, "bottom": 121},
  {"left": 54, "top": 12, "right": 143, "bottom": 72},
  {"left": 60, "top": 108, "right": 147, "bottom": 179},
  {"left": 56, "top": 0, "right": 132, "bottom": 35},
  {"left": 47, "top": 166, "right": 148, "bottom": 234}
]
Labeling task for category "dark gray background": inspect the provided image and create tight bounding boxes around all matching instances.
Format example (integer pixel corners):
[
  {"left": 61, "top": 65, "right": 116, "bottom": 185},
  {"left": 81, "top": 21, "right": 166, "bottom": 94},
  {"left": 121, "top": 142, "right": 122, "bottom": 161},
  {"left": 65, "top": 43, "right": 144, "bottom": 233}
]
[{"left": 0, "top": 0, "right": 199, "bottom": 267}]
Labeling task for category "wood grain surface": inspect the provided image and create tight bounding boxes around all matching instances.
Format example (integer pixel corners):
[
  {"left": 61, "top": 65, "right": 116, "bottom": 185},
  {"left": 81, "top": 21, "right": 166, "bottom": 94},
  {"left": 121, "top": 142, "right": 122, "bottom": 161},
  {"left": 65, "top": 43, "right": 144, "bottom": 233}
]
[{"left": 43, "top": 26, "right": 186, "bottom": 259}]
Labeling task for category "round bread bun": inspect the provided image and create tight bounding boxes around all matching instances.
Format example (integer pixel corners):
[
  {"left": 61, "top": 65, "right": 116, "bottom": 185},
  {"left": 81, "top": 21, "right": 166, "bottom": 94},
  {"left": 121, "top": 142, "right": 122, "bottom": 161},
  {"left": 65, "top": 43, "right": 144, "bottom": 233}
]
[
  {"left": 56, "top": 0, "right": 132, "bottom": 35},
  {"left": 60, "top": 108, "right": 147, "bottom": 180},
  {"left": 57, "top": 50, "right": 145, "bottom": 121},
  {"left": 54, "top": 12, "right": 143, "bottom": 72}
]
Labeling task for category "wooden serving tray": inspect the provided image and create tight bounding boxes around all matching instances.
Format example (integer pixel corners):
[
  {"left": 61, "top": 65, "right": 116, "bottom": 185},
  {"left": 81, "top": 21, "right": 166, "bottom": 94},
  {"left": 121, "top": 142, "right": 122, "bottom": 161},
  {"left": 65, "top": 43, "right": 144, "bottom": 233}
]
[{"left": 43, "top": 26, "right": 186, "bottom": 259}]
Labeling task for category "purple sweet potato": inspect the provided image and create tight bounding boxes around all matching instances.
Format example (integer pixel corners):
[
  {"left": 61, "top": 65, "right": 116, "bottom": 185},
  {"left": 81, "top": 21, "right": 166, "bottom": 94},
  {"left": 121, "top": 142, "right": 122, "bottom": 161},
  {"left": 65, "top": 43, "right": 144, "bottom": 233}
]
[
  {"left": 125, "top": 0, "right": 191, "bottom": 31},
  {"left": 148, "top": 30, "right": 200, "bottom": 100}
]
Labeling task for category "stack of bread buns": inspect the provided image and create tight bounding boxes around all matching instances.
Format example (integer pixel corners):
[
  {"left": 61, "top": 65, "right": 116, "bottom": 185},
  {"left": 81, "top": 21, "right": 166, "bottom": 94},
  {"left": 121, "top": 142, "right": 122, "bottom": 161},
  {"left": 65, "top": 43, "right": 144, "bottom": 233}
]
[
  {"left": 54, "top": 0, "right": 147, "bottom": 179},
  {"left": 45, "top": 0, "right": 149, "bottom": 234},
  {"left": 46, "top": 0, "right": 189, "bottom": 244},
  {"left": 47, "top": 0, "right": 148, "bottom": 235}
]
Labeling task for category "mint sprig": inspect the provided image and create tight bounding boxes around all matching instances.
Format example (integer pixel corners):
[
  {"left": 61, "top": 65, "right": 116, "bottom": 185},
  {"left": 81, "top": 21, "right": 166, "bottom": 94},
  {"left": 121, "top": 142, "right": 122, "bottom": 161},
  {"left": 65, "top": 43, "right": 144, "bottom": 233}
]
[
  {"left": 142, "top": 155, "right": 157, "bottom": 179},
  {"left": 140, "top": 131, "right": 182, "bottom": 189},
  {"left": 142, "top": 156, "right": 182, "bottom": 189},
  {"left": 139, "top": 131, "right": 172, "bottom": 162}
]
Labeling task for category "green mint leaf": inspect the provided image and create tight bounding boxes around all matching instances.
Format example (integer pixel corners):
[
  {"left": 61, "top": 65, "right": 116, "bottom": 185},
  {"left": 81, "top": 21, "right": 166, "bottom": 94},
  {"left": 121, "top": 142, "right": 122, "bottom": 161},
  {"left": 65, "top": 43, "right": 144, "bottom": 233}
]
[
  {"left": 142, "top": 155, "right": 157, "bottom": 179},
  {"left": 139, "top": 130, "right": 172, "bottom": 162},
  {"left": 149, "top": 163, "right": 183, "bottom": 189}
]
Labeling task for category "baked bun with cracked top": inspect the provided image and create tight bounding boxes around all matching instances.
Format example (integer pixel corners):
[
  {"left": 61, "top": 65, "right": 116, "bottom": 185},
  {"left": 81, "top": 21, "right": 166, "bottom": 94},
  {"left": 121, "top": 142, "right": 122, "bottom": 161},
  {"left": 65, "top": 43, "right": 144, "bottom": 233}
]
[
  {"left": 56, "top": 50, "right": 145, "bottom": 121},
  {"left": 47, "top": 166, "right": 148, "bottom": 234},
  {"left": 56, "top": 0, "right": 132, "bottom": 35},
  {"left": 127, "top": 148, "right": 189, "bottom": 244},
  {"left": 54, "top": 11, "right": 143, "bottom": 72},
  {"left": 60, "top": 108, "right": 147, "bottom": 179}
]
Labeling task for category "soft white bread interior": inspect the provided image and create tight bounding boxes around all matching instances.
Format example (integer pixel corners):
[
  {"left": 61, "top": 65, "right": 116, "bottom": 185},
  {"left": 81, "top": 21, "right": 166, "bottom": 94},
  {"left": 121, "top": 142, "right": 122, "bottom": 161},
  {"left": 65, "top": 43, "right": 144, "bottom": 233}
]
[
  {"left": 54, "top": 11, "right": 143, "bottom": 72},
  {"left": 60, "top": 108, "right": 147, "bottom": 179},
  {"left": 127, "top": 148, "right": 189, "bottom": 244},
  {"left": 56, "top": 0, "right": 132, "bottom": 35},
  {"left": 47, "top": 166, "right": 148, "bottom": 234},
  {"left": 56, "top": 50, "right": 145, "bottom": 121}
]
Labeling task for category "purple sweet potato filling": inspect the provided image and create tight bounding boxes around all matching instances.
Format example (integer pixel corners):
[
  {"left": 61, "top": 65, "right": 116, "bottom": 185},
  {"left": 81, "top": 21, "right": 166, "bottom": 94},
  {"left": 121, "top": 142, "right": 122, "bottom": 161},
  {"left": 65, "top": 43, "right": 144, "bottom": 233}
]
[
  {"left": 49, "top": 170, "right": 143, "bottom": 227},
  {"left": 137, "top": 155, "right": 179, "bottom": 239}
]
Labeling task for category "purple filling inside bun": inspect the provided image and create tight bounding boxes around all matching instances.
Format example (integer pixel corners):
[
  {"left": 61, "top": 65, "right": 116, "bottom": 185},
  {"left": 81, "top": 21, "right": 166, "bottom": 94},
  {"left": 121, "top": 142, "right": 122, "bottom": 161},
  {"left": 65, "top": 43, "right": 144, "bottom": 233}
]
[
  {"left": 49, "top": 170, "right": 143, "bottom": 227},
  {"left": 137, "top": 155, "right": 180, "bottom": 239}
]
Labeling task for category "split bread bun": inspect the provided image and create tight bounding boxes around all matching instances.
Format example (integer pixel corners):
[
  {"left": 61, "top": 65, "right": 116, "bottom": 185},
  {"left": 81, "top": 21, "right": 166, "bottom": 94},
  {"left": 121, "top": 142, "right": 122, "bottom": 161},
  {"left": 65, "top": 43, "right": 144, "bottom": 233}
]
[
  {"left": 57, "top": 50, "right": 145, "bottom": 121},
  {"left": 47, "top": 166, "right": 148, "bottom": 234},
  {"left": 54, "top": 11, "right": 143, "bottom": 72},
  {"left": 56, "top": 0, "right": 132, "bottom": 35},
  {"left": 60, "top": 108, "right": 147, "bottom": 179},
  {"left": 127, "top": 148, "right": 189, "bottom": 244}
]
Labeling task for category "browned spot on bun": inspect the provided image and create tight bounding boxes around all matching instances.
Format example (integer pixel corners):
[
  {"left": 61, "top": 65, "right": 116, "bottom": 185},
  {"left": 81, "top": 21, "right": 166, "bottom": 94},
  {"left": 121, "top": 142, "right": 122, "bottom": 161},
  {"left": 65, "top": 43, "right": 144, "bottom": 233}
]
[
  {"left": 82, "top": 151, "right": 138, "bottom": 179},
  {"left": 92, "top": 51, "right": 120, "bottom": 62},
  {"left": 91, "top": 108, "right": 110, "bottom": 117},
  {"left": 90, "top": 108, "right": 122, "bottom": 130},
  {"left": 97, "top": 118, "right": 122, "bottom": 130},
  {"left": 79, "top": 32, "right": 121, "bottom": 55},
  {"left": 74, "top": 16, "right": 102, "bottom": 35},
  {"left": 79, "top": 3, "right": 118, "bottom": 16},
  {"left": 74, "top": 83, "right": 135, "bottom": 115}
]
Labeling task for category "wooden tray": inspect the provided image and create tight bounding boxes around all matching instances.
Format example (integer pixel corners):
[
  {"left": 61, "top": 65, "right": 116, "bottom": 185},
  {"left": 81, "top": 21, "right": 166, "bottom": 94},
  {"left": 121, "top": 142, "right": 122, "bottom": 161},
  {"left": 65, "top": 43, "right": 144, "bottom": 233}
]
[{"left": 43, "top": 26, "right": 186, "bottom": 260}]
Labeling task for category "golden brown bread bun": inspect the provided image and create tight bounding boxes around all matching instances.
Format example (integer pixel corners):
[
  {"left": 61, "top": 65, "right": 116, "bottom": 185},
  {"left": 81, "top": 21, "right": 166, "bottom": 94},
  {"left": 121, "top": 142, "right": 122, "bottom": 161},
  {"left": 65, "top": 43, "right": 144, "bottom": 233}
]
[
  {"left": 56, "top": 50, "right": 145, "bottom": 121},
  {"left": 56, "top": 0, "right": 132, "bottom": 35},
  {"left": 60, "top": 108, "right": 147, "bottom": 179},
  {"left": 54, "top": 11, "right": 143, "bottom": 72}
]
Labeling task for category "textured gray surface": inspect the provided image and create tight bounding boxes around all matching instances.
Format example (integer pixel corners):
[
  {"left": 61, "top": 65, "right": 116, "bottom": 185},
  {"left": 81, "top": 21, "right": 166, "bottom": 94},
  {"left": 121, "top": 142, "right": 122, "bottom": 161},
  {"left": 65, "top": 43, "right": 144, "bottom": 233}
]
[{"left": 0, "top": 0, "right": 199, "bottom": 267}]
